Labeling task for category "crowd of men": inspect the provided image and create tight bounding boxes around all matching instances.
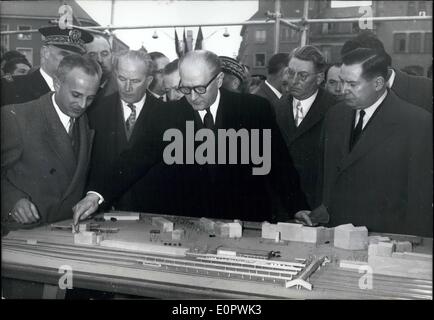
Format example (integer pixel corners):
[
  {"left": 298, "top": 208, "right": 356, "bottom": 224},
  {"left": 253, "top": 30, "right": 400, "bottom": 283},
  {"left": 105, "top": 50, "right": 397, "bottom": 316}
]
[{"left": 1, "top": 27, "right": 432, "bottom": 238}]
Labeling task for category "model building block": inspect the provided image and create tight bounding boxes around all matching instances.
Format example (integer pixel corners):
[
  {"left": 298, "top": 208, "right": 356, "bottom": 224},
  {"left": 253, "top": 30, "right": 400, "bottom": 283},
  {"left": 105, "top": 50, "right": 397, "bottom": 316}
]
[
  {"left": 394, "top": 241, "right": 412, "bottom": 253},
  {"left": 227, "top": 222, "right": 242, "bottom": 238},
  {"left": 334, "top": 224, "right": 368, "bottom": 250},
  {"left": 368, "top": 236, "right": 391, "bottom": 244},
  {"left": 172, "top": 229, "right": 185, "bottom": 241},
  {"left": 277, "top": 223, "right": 303, "bottom": 242},
  {"left": 368, "top": 253, "right": 432, "bottom": 280},
  {"left": 78, "top": 223, "right": 89, "bottom": 232},
  {"left": 199, "top": 217, "right": 215, "bottom": 232},
  {"left": 215, "top": 222, "right": 230, "bottom": 237},
  {"left": 104, "top": 211, "right": 140, "bottom": 221},
  {"left": 261, "top": 222, "right": 279, "bottom": 240},
  {"left": 376, "top": 242, "right": 395, "bottom": 257},
  {"left": 74, "top": 231, "right": 97, "bottom": 245},
  {"left": 152, "top": 217, "right": 174, "bottom": 232}
]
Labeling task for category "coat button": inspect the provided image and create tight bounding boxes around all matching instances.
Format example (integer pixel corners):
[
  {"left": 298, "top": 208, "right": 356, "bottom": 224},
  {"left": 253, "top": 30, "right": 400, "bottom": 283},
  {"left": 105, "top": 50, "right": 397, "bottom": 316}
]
[{"left": 49, "top": 168, "right": 56, "bottom": 174}]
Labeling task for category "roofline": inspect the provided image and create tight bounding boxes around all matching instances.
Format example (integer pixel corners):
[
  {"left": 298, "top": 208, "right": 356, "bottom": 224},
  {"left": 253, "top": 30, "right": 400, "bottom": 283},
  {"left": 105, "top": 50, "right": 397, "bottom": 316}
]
[{"left": 1, "top": 14, "right": 97, "bottom": 24}]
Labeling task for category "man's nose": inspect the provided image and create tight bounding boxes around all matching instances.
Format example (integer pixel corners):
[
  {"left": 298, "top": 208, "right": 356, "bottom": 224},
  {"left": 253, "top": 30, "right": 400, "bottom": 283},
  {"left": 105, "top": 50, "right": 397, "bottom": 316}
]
[
  {"left": 124, "top": 80, "right": 132, "bottom": 92},
  {"left": 190, "top": 90, "right": 198, "bottom": 100},
  {"left": 78, "top": 97, "right": 87, "bottom": 109}
]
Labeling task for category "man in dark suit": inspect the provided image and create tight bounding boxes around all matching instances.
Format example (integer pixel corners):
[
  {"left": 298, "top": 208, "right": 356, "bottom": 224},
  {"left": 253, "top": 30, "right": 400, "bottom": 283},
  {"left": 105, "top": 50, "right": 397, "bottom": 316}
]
[
  {"left": 341, "top": 31, "right": 432, "bottom": 113},
  {"left": 252, "top": 53, "right": 289, "bottom": 110},
  {"left": 274, "top": 46, "right": 336, "bottom": 209},
  {"left": 1, "top": 26, "right": 93, "bottom": 107},
  {"left": 148, "top": 52, "right": 170, "bottom": 101},
  {"left": 85, "top": 33, "right": 118, "bottom": 102},
  {"left": 1, "top": 55, "right": 101, "bottom": 233},
  {"left": 87, "top": 50, "right": 169, "bottom": 213},
  {"left": 73, "top": 50, "right": 309, "bottom": 227},
  {"left": 306, "top": 48, "right": 432, "bottom": 237}
]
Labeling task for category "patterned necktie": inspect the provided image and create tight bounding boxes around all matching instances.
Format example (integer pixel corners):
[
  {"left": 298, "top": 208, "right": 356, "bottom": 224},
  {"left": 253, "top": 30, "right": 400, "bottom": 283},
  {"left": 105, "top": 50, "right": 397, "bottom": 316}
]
[
  {"left": 125, "top": 103, "right": 137, "bottom": 134},
  {"left": 203, "top": 108, "right": 214, "bottom": 130},
  {"left": 350, "top": 109, "right": 366, "bottom": 150},
  {"left": 294, "top": 101, "right": 304, "bottom": 127}
]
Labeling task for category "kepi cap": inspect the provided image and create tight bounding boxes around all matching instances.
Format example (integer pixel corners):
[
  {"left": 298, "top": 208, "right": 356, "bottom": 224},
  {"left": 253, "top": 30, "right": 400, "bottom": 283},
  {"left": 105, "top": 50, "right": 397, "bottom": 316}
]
[
  {"left": 219, "top": 56, "right": 246, "bottom": 83},
  {"left": 39, "top": 26, "right": 93, "bottom": 55}
]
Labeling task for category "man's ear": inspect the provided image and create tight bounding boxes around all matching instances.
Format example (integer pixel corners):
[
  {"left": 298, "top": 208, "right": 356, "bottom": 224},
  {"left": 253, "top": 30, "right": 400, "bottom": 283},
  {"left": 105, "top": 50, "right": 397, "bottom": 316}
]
[
  {"left": 145, "top": 75, "right": 154, "bottom": 89},
  {"left": 53, "top": 76, "right": 61, "bottom": 91},
  {"left": 217, "top": 72, "right": 224, "bottom": 88},
  {"left": 374, "top": 76, "right": 386, "bottom": 92},
  {"left": 316, "top": 72, "right": 325, "bottom": 86}
]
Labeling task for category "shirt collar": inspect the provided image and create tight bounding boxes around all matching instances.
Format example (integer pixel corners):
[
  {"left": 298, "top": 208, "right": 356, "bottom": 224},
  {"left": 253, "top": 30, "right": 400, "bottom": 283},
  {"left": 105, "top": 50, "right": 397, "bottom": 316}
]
[
  {"left": 148, "top": 89, "right": 166, "bottom": 102},
  {"left": 265, "top": 80, "right": 282, "bottom": 99},
  {"left": 51, "top": 93, "right": 72, "bottom": 132},
  {"left": 293, "top": 90, "right": 319, "bottom": 113},
  {"left": 121, "top": 94, "right": 147, "bottom": 121},
  {"left": 40, "top": 68, "right": 55, "bottom": 92},
  {"left": 198, "top": 89, "right": 220, "bottom": 121},
  {"left": 386, "top": 68, "right": 396, "bottom": 88},
  {"left": 356, "top": 90, "right": 388, "bottom": 128}
]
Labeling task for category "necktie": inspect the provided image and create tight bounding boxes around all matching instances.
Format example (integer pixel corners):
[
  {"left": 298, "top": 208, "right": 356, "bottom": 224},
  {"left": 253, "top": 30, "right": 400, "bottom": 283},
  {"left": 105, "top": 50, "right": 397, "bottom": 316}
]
[
  {"left": 68, "top": 117, "right": 75, "bottom": 138},
  {"left": 203, "top": 108, "right": 214, "bottom": 130},
  {"left": 125, "top": 103, "right": 137, "bottom": 135},
  {"left": 294, "top": 101, "right": 303, "bottom": 127},
  {"left": 350, "top": 109, "right": 366, "bottom": 150}
]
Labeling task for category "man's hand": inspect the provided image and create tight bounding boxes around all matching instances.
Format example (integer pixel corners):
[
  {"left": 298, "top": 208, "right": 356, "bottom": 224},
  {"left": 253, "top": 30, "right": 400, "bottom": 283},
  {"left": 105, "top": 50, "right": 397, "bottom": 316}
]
[
  {"left": 294, "top": 210, "right": 316, "bottom": 227},
  {"left": 10, "top": 198, "right": 40, "bottom": 224},
  {"left": 72, "top": 193, "right": 100, "bottom": 230}
]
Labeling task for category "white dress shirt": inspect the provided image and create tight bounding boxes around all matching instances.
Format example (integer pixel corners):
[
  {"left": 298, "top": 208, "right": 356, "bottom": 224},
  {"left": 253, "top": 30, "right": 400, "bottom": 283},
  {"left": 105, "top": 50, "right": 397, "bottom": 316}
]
[
  {"left": 51, "top": 94, "right": 73, "bottom": 133},
  {"left": 265, "top": 80, "right": 282, "bottom": 99},
  {"left": 40, "top": 68, "right": 55, "bottom": 92},
  {"left": 148, "top": 90, "right": 166, "bottom": 102},
  {"left": 292, "top": 90, "right": 319, "bottom": 124},
  {"left": 121, "top": 94, "right": 146, "bottom": 121},
  {"left": 198, "top": 89, "right": 220, "bottom": 123},
  {"left": 354, "top": 90, "right": 388, "bottom": 129}
]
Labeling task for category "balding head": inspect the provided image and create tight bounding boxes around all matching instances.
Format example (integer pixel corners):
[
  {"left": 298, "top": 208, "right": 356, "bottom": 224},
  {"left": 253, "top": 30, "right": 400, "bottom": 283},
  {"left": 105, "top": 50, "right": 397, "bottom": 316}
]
[{"left": 178, "top": 50, "right": 224, "bottom": 110}]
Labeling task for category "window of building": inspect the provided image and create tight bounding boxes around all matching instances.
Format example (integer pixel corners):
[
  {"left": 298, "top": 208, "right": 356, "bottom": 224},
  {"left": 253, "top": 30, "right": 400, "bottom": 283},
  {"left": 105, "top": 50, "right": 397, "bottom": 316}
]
[
  {"left": 409, "top": 33, "right": 422, "bottom": 53},
  {"left": 394, "top": 33, "right": 407, "bottom": 53},
  {"left": 407, "top": 1, "right": 417, "bottom": 15},
  {"left": 424, "top": 32, "right": 432, "bottom": 53},
  {"left": 418, "top": 1, "right": 427, "bottom": 14},
  {"left": 16, "top": 48, "right": 33, "bottom": 65},
  {"left": 17, "top": 25, "right": 32, "bottom": 40},
  {"left": 254, "top": 53, "right": 266, "bottom": 68},
  {"left": 254, "top": 30, "right": 266, "bottom": 43},
  {"left": 1, "top": 24, "right": 10, "bottom": 52}
]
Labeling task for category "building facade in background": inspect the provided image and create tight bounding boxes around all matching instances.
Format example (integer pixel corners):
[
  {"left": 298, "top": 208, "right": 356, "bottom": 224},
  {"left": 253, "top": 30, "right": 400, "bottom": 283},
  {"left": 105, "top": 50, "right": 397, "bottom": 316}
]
[
  {"left": 0, "top": 0, "right": 128, "bottom": 66},
  {"left": 238, "top": 0, "right": 432, "bottom": 77}
]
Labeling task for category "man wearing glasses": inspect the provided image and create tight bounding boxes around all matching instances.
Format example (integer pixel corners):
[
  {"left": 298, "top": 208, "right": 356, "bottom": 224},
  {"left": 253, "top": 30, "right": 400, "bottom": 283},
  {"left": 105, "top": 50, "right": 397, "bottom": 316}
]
[
  {"left": 73, "top": 50, "right": 309, "bottom": 227},
  {"left": 273, "top": 45, "right": 337, "bottom": 210}
]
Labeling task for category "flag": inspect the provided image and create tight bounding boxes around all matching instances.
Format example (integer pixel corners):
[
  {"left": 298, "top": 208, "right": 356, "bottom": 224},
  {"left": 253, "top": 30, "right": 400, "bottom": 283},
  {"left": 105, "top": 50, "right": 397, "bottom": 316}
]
[
  {"left": 175, "top": 29, "right": 182, "bottom": 57},
  {"left": 195, "top": 26, "right": 204, "bottom": 50},
  {"left": 183, "top": 28, "right": 189, "bottom": 54}
]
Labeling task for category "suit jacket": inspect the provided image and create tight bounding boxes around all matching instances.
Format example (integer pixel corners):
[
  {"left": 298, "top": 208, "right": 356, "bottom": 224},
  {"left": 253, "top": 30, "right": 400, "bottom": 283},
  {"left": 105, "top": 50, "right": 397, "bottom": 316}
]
[
  {"left": 274, "top": 89, "right": 336, "bottom": 209},
  {"left": 87, "top": 91, "right": 170, "bottom": 212},
  {"left": 89, "top": 89, "right": 308, "bottom": 222},
  {"left": 1, "top": 69, "right": 51, "bottom": 107},
  {"left": 252, "top": 81, "right": 282, "bottom": 111},
  {"left": 391, "top": 68, "right": 432, "bottom": 113},
  {"left": 1, "top": 93, "right": 94, "bottom": 232},
  {"left": 319, "top": 90, "right": 432, "bottom": 237}
]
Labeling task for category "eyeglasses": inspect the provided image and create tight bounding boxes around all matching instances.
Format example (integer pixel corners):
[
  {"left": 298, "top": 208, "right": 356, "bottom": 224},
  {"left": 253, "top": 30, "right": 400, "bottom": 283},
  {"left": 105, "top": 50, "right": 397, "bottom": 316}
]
[
  {"left": 178, "top": 72, "right": 220, "bottom": 95},
  {"left": 287, "top": 69, "right": 317, "bottom": 82}
]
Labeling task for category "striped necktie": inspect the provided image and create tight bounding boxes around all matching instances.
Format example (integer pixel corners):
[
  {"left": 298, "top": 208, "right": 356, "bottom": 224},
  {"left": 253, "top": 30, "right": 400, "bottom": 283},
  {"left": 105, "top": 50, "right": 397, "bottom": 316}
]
[{"left": 126, "top": 103, "right": 137, "bottom": 134}]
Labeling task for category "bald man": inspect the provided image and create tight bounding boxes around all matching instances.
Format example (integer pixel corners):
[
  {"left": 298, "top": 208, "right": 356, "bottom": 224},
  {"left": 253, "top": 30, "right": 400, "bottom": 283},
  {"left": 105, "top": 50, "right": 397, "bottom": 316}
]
[{"left": 73, "top": 50, "right": 309, "bottom": 227}]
